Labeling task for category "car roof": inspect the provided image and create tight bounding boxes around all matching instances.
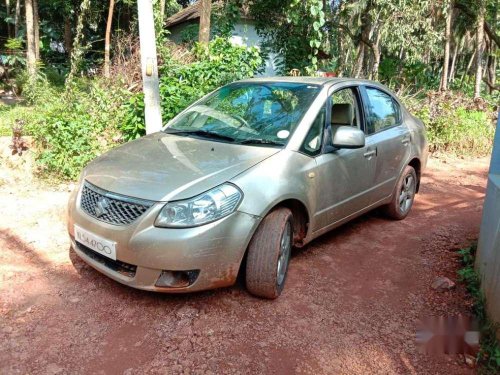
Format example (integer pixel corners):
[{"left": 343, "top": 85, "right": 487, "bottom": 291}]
[
  {"left": 237, "top": 76, "right": 383, "bottom": 87},
  {"left": 236, "top": 76, "right": 402, "bottom": 104}
]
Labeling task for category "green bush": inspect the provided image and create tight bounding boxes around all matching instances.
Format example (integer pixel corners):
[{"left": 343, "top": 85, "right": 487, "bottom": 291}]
[
  {"left": 179, "top": 24, "right": 199, "bottom": 44},
  {"left": 403, "top": 92, "right": 495, "bottom": 156},
  {"left": 458, "top": 246, "right": 500, "bottom": 373},
  {"left": 420, "top": 107, "right": 494, "bottom": 156},
  {"left": 121, "top": 37, "right": 263, "bottom": 140},
  {"left": 26, "top": 78, "right": 131, "bottom": 180},
  {"left": 0, "top": 103, "right": 39, "bottom": 136}
]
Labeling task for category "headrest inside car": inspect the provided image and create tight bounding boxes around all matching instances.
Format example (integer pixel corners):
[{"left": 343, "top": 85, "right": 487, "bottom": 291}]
[{"left": 331, "top": 103, "right": 353, "bottom": 126}]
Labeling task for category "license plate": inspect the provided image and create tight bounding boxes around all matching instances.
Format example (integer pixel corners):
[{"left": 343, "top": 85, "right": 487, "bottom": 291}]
[{"left": 74, "top": 225, "right": 116, "bottom": 261}]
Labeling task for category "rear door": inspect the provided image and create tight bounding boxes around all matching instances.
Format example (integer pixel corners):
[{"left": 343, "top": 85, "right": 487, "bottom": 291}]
[{"left": 360, "top": 86, "right": 411, "bottom": 201}]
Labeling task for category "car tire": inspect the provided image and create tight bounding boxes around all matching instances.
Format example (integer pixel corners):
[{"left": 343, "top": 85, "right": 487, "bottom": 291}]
[
  {"left": 384, "top": 165, "right": 417, "bottom": 220},
  {"left": 245, "top": 207, "right": 293, "bottom": 299}
]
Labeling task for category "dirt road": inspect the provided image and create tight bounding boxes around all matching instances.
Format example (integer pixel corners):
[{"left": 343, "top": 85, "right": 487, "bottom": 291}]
[{"left": 0, "top": 155, "right": 488, "bottom": 374}]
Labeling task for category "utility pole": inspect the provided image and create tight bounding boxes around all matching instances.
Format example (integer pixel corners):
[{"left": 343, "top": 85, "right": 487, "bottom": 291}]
[{"left": 137, "top": 0, "right": 163, "bottom": 134}]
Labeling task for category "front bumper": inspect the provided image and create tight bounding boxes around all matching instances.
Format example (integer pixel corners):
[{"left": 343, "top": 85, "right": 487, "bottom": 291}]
[{"left": 67, "top": 186, "right": 261, "bottom": 293}]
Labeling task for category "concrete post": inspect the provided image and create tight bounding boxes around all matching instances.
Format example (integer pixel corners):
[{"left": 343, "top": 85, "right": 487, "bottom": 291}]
[
  {"left": 476, "top": 113, "right": 500, "bottom": 334},
  {"left": 137, "top": 0, "right": 163, "bottom": 134}
]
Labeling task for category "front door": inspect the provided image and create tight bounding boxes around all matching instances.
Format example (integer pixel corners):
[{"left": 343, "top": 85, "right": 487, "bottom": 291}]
[{"left": 311, "top": 86, "right": 377, "bottom": 232}]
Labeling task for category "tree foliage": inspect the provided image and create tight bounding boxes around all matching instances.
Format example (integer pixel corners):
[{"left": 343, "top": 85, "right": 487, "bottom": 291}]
[
  {"left": 0, "top": 0, "right": 498, "bottom": 181},
  {"left": 122, "top": 37, "right": 263, "bottom": 140}
]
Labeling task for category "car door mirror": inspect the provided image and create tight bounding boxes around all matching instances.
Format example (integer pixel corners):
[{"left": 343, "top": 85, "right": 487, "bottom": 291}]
[{"left": 331, "top": 126, "right": 365, "bottom": 149}]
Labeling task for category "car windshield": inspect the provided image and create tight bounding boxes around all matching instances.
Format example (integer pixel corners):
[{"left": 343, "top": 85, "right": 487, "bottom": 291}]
[{"left": 164, "top": 82, "right": 321, "bottom": 146}]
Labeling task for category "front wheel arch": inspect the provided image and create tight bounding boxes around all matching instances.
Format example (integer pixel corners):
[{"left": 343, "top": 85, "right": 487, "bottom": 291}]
[{"left": 260, "top": 198, "right": 310, "bottom": 248}]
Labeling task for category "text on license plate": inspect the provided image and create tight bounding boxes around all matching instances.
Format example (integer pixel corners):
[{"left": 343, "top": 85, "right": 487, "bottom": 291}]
[{"left": 74, "top": 225, "right": 117, "bottom": 261}]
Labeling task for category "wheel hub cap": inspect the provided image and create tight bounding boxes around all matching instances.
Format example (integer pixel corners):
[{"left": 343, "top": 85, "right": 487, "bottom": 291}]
[
  {"left": 399, "top": 174, "right": 415, "bottom": 213},
  {"left": 277, "top": 222, "right": 291, "bottom": 286}
]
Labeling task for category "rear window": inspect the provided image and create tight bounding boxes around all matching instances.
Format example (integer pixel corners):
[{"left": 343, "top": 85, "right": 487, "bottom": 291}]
[{"left": 365, "top": 88, "right": 400, "bottom": 134}]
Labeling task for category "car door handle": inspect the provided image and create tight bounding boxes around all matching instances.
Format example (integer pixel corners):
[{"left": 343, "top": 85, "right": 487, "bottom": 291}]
[
  {"left": 363, "top": 149, "right": 377, "bottom": 158},
  {"left": 401, "top": 136, "right": 411, "bottom": 145}
]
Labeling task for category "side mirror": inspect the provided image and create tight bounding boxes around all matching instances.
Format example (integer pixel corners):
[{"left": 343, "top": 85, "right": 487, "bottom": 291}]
[{"left": 331, "top": 126, "right": 365, "bottom": 149}]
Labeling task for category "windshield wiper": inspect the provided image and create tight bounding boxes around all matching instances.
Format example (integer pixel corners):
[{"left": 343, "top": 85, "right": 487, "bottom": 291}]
[
  {"left": 165, "top": 129, "right": 236, "bottom": 142},
  {"left": 238, "top": 139, "right": 284, "bottom": 147}
]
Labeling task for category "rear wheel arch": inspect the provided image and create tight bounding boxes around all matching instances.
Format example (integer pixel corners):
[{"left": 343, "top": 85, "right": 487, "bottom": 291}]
[{"left": 408, "top": 157, "right": 422, "bottom": 193}]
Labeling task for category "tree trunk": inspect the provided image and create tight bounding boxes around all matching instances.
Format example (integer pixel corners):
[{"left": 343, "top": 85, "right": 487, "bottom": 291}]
[
  {"left": 370, "top": 32, "right": 381, "bottom": 81},
  {"left": 104, "top": 0, "right": 115, "bottom": 78},
  {"left": 488, "top": 0, "right": 498, "bottom": 93},
  {"left": 14, "top": 0, "right": 21, "bottom": 37},
  {"left": 160, "top": 0, "right": 165, "bottom": 20},
  {"left": 356, "top": 19, "right": 372, "bottom": 79},
  {"left": 5, "top": 0, "right": 12, "bottom": 38},
  {"left": 33, "top": 0, "right": 39, "bottom": 60},
  {"left": 64, "top": 18, "right": 72, "bottom": 55},
  {"left": 25, "top": 0, "right": 36, "bottom": 76},
  {"left": 448, "top": 39, "right": 462, "bottom": 84},
  {"left": 487, "top": 41, "right": 497, "bottom": 94},
  {"left": 474, "top": 2, "right": 485, "bottom": 99},
  {"left": 461, "top": 50, "right": 476, "bottom": 86},
  {"left": 338, "top": 41, "right": 348, "bottom": 77},
  {"left": 68, "top": 0, "right": 91, "bottom": 81},
  {"left": 198, "top": 0, "right": 211, "bottom": 45},
  {"left": 440, "top": 2, "right": 453, "bottom": 91},
  {"left": 449, "top": 50, "right": 457, "bottom": 85},
  {"left": 353, "top": 43, "right": 365, "bottom": 78}
]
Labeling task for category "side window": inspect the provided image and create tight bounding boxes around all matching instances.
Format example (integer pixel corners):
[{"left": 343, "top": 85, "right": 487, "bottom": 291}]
[
  {"left": 365, "top": 88, "right": 399, "bottom": 135},
  {"left": 330, "top": 88, "right": 360, "bottom": 128},
  {"left": 300, "top": 106, "right": 325, "bottom": 156},
  {"left": 392, "top": 99, "right": 402, "bottom": 123}
]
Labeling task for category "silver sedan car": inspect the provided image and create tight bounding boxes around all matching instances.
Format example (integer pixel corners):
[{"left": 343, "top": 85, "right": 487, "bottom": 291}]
[{"left": 68, "top": 77, "right": 428, "bottom": 298}]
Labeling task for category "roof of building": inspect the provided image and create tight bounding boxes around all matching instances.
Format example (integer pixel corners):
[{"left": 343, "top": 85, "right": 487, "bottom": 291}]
[{"left": 165, "top": 1, "right": 251, "bottom": 28}]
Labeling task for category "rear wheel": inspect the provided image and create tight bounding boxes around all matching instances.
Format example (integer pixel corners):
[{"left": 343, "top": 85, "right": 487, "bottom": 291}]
[
  {"left": 245, "top": 208, "right": 293, "bottom": 299},
  {"left": 384, "top": 165, "right": 417, "bottom": 220}
]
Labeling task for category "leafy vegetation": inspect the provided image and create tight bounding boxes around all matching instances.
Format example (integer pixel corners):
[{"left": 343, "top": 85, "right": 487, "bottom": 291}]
[
  {"left": 0, "top": 0, "right": 498, "bottom": 180},
  {"left": 4, "top": 78, "right": 131, "bottom": 180},
  {"left": 122, "top": 37, "right": 263, "bottom": 140},
  {"left": 403, "top": 92, "right": 496, "bottom": 156},
  {"left": 458, "top": 245, "right": 500, "bottom": 374}
]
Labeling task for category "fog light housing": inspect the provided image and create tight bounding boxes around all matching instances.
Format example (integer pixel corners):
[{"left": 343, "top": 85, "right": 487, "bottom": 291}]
[{"left": 155, "top": 270, "right": 200, "bottom": 288}]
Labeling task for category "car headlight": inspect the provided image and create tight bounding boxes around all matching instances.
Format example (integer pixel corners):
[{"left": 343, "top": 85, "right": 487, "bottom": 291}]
[{"left": 155, "top": 183, "right": 243, "bottom": 228}]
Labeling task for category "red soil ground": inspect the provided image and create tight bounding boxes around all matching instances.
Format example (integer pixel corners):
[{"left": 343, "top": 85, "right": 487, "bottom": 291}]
[{"left": 0, "top": 153, "right": 489, "bottom": 374}]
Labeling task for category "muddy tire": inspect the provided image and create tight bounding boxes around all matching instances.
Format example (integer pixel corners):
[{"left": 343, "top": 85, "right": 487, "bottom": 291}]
[
  {"left": 245, "top": 208, "right": 293, "bottom": 299},
  {"left": 384, "top": 165, "right": 417, "bottom": 220}
]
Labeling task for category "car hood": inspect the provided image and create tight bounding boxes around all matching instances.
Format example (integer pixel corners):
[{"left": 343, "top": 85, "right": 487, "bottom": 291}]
[{"left": 83, "top": 132, "right": 280, "bottom": 201}]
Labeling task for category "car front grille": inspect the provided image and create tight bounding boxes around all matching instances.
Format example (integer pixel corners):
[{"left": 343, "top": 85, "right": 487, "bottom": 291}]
[
  {"left": 80, "top": 181, "right": 155, "bottom": 226},
  {"left": 76, "top": 242, "right": 137, "bottom": 278}
]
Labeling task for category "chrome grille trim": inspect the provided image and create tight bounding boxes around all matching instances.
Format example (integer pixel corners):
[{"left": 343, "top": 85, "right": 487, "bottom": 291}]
[{"left": 80, "top": 181, "right": 155, "bottom": 226}]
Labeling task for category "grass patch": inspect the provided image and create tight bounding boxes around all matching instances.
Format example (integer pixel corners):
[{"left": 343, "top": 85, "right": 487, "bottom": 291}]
[
  {"left": 403, "top": 91, "right": 496, "bottom": 157},
  {"left": 0, "top": 102, "right": 37, "bottom": 137},
  {"left": 458, "top": 245, "right": 500, "bottom": 374}
]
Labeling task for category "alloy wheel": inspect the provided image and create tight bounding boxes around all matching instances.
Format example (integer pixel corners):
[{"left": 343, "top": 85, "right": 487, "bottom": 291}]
[
  {"left": 399, "top": 174, "right": 415, "bottom": 214},
  {"left": 276, "top": 221, "right": 291, "bottom": 287}
]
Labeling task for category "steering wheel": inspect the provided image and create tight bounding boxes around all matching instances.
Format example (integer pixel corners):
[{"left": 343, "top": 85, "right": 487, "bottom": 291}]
[{"left": 228, "top": 114, "right": 258, "bottom": 134}]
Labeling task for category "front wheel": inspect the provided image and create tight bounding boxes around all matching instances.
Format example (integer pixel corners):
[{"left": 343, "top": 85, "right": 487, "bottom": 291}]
[
  {"left": 245, "top": 208, "right": 293, "bottom": 299},
  {"left": 384, "top": 165, "right": 417, "bottom": 220}
]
